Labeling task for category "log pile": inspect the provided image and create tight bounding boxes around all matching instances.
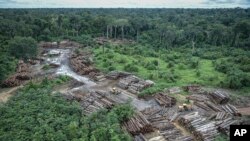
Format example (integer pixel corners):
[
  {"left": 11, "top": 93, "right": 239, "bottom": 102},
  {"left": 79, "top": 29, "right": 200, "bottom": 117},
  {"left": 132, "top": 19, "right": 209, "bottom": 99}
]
[
  {"left": 2, "top": 60, "right": 32, "bottom": 87},
  {"left": 147, "top": 136, "right": 165, "bottom": 141},
  {"left": 106, "top": 71, "right": 131, "bottom": 80},
  {"left": 176, "top": 136, "right": 194, "bottom": 141},
  {"left": 141, "top": 107, "right": 194, "bottom": 141},
  {"left": 221, "top": 104, "right": 240, "bottom": 116},
  {"left": 178, "top": 112, "right": 219, "bottom": 141},
  {"left": 134, "top": 133, "right": 147, "bottom": 141},
  {"left": 187, "top": 94, "right": 209, "bottom": 102},
  {"left": 194, "top": 101, "right": 240, "bottom": 117},
  {"left": 64, "top": 90, "right": 116, "bottom": 115},
  {"left": 194, "top": 102, "right": 212, "bottom": 112},
  {"left": 117, "top": 75, "right": 154, "bottom": 94},
  {"left": 81, "top": 91, "right": 116, "bottom": 115},
  {"left": 217, "top": 117, "right": 239, "bottom": 135},
  {"left": 70, "top": 53, "right": 100, "bottom": 78},
  {"left": 122, "top": 112, "right": 154, "bottom": 135},
  {"left": 154, "top": 93, "right": 176, "bottom": 107},
  {"left": 183, "top": 85, "right": 201, "bottom": 93},
  {"left": 215, "top": 112, "right": 230, "bottom": 120},
  {"left": 117, "top": 75, "right": 140, "bottom": 89},
  {"left": 88, "top": 72, "right": 106, "bottom": 82},
  {"left": 209, "top": 90, "right": 230, "bottom": 104},
  {"left": 159, "top": 122, "right": 194, "bottom": 141},
  {"left": 141, "top": 107, "right": 179, "bottom": 128}
]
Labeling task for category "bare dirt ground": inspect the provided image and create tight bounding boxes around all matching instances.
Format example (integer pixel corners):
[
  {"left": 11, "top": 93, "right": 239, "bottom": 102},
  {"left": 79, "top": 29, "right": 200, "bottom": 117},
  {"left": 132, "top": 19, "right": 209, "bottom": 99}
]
[
  {"left": 0, "top": 86, "right": 23, "bottom": 103},
  {"left": 238, "top": 107, "right": 250, "bottom": 116}
]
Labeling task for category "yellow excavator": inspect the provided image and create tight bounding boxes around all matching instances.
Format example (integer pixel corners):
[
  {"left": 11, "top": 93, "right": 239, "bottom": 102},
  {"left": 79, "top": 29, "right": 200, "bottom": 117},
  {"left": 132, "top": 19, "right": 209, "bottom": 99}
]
[
  {"left": 110, "top": 87, "right": 121, "bottom": 95},
  {"left": 178, "top": 103, "right": 193, "bottom": 112}
]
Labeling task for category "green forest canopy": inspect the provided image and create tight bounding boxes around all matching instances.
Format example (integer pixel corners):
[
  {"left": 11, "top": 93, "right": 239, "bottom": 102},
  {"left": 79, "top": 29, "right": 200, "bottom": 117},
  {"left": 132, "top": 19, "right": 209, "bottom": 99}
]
[
  {"left": 0, "top": 8, "right": 249, "bottom": 89},
  {"left": 0, "top": 78, "right": 134, "bottom": 141}
]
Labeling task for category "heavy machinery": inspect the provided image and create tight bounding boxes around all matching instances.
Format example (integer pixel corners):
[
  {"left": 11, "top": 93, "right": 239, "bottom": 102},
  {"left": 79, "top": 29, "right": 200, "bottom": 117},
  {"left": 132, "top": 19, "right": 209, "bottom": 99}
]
[
  {"left": 178, "top": 103, "right": 193, "bottom": 112},
  {"left": 110, "top": 87, "right": 121, "bottom": 95}
]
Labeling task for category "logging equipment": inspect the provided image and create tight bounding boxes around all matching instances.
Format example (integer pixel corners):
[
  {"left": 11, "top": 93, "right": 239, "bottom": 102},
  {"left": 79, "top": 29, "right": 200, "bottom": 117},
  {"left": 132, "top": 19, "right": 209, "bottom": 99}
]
[
  {"left": 178, "top": 103, "right": 193, "bottom": 112},
  {"left": 110, "top": 87, "right": 121, "bottom": 95}
]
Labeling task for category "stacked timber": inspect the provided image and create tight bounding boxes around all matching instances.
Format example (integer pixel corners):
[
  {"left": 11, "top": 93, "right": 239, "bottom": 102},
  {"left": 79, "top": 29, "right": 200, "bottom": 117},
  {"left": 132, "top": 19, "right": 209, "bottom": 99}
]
[
  {"left": 64, "top": 90, "right": 116, "bottom": 115},
  {"left": 209, "top": 90, "right": 230, "bottom": 104},
  {"left": 183, "top": 85, "right": 201, "bottom": 93},
  {"left": 117, "top": 75, "right": 154, "bottom": 93},
  {"left": 187, "top": 94, "right": 209, "bottom": 102},
  {"left": 106, "top": 71, "right": 131, "bottom": 80},
  {"left": 154, "top": 93, "right": 176, "bottom": 107},
  {"left": 123, "top": 112, "right": 154, "bottom": 135},
  {"left": 221, "top": 104, "right": 240, "bottom": 116},
  {"left": 88, "top": 72, "right": 106, "bottom": 81},
  {"left": 117, "top": 75, "right": 140, "bottom": 89},
  {"left": 159, "top": 122, "right": 193, "bottom": 141},
  {"left": 141, "top": 107, "right": 192, "bottom": 141},
  {"left": 70, "top": 53, "right": 98, "bottom": 76},
  {"left": 141, "top": 106, "right": 179, "bottom": 128},
  {"left": 148, "top": 136, "right": 165, "bottom": 141},
  {"left": 178, "top": 112, "right": 219, "bottom": 141},
  {"left": 2, "top": 60, "right": 32, "bottom": 87},
  {"left": 176, "top": 136, "right": 194, "bottom": 141},
  {"left": 194, "top": 102, "right": 212, "bottom": 111},
  {"left": 215, "top": 112, "right": 230, "bottom": 120},
  {"left": 217, "top": 117, "right": 239, "bottom": 135},
  {"left": 204, "top": 101, "right": 222, "bottom": 112},
  {"left": 134, "top": 133, "right": 147, "bottom": 141}
]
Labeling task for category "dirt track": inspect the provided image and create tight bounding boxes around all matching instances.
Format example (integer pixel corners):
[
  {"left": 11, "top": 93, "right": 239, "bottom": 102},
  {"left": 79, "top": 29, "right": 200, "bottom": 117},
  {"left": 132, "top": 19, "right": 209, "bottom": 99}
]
[{"left": 0, "top": 86, "right": 23, "bottom": 102}]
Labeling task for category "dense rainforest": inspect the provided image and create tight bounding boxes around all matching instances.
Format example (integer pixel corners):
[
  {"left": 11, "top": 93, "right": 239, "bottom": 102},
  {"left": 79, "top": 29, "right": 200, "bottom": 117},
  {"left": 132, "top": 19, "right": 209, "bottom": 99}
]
[
  {"left": 0, "top": 8, "right": 249, "bottom": 90},
  {"left": 0, "top": 8, "right": 250, "bottom": 141}
]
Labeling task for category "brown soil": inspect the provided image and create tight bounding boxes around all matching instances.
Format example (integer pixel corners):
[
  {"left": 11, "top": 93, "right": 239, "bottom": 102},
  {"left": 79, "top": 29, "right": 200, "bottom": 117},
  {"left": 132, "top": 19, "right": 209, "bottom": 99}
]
[{"left": 0, "top": 86, "right": 23, "bottom": 103}]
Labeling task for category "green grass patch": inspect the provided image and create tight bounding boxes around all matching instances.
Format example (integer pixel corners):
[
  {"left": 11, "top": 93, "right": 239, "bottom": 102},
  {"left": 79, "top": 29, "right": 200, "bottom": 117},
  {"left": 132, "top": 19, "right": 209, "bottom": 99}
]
[{"left": 93, "top": 44, "right": 248, "bottom": 96}]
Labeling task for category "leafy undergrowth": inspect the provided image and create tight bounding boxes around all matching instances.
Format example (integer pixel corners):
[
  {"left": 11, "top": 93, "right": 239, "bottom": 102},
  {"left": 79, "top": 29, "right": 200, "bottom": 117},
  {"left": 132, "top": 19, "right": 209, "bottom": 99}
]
[
  {"left": 93, "top": 44, "right": 230, "bottom": 96},
  {"left": 0, "top": 78, "right": 134, "bottom": 141}
]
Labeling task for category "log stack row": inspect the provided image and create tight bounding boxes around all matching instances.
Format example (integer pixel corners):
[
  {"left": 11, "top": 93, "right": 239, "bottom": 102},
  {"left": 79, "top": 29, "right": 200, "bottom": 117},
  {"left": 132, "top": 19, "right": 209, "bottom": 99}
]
[
  {"left": 217, "top": 118, "right": 239, "bottom": 135},
  {"left": 159, "top": 122, "right": 194, "bottom": 141},
  {"left": 70, "top": 53, "right": 98, "bottom": 76},
  {"left": 117, "top": 75, "right": 154, "bottom": 94},
  {"left": 63, "top": 90, "right": 116, "bottom": 115},
  {"left": 122, "top": 112, "right": 154, "bottom": 135},
  {"left": 154, "top": 93, "right": 176, "bottom": 107},
  {"left": 141, "top": 107, "right": 193, "bottom": 141},
  {"left": 194, "top": 101, "right": 240, "bottom": 116},
  {"left": 88, "top": 72, "right": 106, "bottom": 82},
  {"left": 187, "top": 94, "right": 210, "bottom": 102},
  {"left": 3, "top": 60, "right": 32, "bottom": 87},
  {"left": 183, "top": 85, "right": 201, "bottom": 93},
  {"left": 134, "top": 133, "right": 147, "bottom": 141},
  {"left": 141, "top": 106, "right": 178, "bottom": 127},
  {"left": 209, "top": 90, "right": 230, "bottom": 104},
  {"left": 221, "top": 104, "right": 240, "bottom": 116},
  {"left": 215, "top": 112, "right": 230, "bottom": 120},
  {"left": 178, "top": 112, "right": 219, "bottom": 141},
  {"left": 106, "top": 71, "right": 131, "bottom": 80}
]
